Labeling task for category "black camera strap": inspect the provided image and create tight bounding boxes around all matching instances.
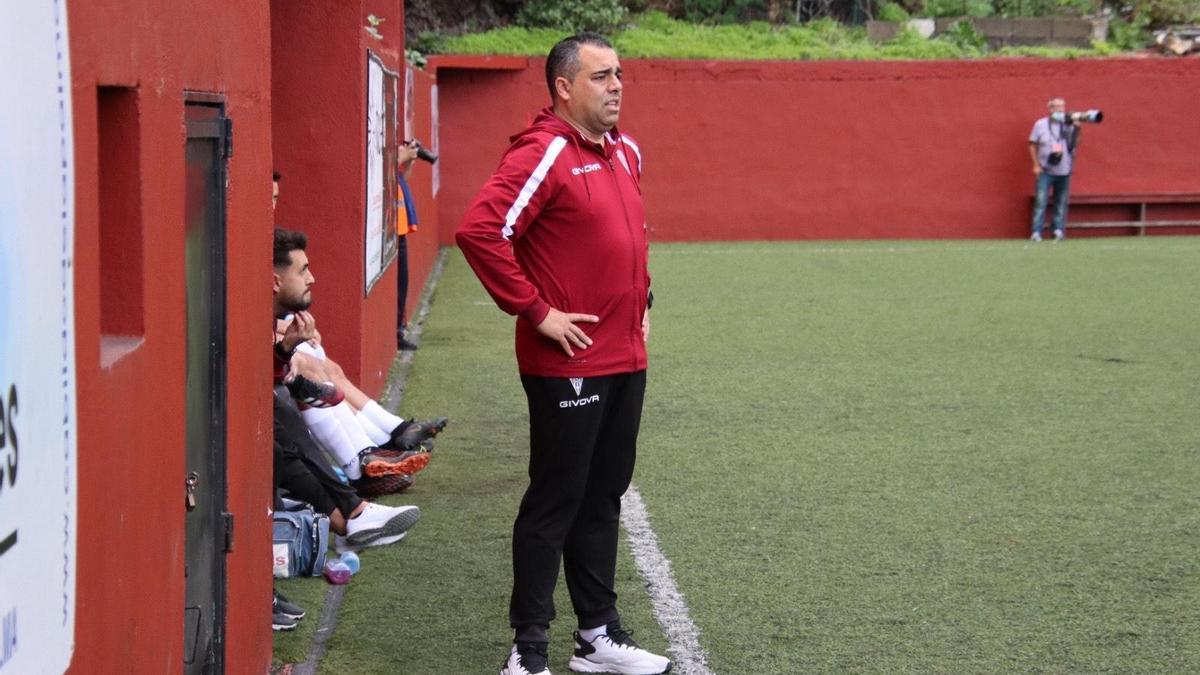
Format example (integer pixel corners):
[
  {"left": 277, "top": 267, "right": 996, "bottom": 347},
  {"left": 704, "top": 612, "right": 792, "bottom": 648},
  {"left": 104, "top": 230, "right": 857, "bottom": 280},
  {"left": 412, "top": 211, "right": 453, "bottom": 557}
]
[{"left": 1051, "top": 119, "right": 1080, "bottom": 156}]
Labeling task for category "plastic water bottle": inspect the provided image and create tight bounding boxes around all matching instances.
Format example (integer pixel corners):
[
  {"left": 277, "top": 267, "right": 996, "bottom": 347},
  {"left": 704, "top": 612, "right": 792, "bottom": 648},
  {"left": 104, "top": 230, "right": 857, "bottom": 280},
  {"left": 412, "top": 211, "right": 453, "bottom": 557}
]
[
  {"left": 339, "top": 551, "right": 361, "bottom": 575},
  {"left": 323, "top": 558, "right": 351, "bottom": 585}
]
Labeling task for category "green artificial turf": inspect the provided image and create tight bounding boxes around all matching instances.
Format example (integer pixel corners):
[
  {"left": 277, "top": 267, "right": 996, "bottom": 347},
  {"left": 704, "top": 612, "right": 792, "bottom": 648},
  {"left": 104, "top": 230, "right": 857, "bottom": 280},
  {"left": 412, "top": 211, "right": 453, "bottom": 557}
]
[
  {"left": 271, "top": 578, "right": 334, "bottom": 666},
  {"left": 285, "top": 237, "right": 1200, "bottom": 673}
]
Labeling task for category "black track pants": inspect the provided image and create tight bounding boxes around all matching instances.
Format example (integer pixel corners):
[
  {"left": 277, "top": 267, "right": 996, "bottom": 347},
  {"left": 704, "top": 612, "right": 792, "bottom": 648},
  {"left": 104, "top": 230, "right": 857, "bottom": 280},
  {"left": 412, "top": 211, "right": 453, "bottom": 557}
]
[
  {"left": 396, "top": 235, "right": 409, "bottom": 338},
  {"left": 273, "top": 385, "right": 362, "bottom": 518},
  {"left": 509, "top": 371, "right": 646, "bottom": 643}
]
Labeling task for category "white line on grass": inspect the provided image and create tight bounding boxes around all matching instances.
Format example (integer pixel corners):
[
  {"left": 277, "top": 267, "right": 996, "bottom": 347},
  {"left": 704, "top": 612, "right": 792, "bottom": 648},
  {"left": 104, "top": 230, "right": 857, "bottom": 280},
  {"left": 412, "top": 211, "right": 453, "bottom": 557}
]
[{"left": 621, "top": 486, "right": 715, "bottom": 675}]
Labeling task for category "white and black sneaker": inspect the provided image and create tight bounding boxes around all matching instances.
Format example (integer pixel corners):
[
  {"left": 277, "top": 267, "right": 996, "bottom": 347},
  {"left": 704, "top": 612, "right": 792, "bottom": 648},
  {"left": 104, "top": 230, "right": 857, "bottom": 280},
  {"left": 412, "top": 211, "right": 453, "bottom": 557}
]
[
  {"left": 569, "top": 623, "right": 671, "bottom": 674},
  {"left": 501, "top": 642, "right": 552, "bottom": 675},
  {"left": 344, "top": 503, "right": 420, "bottom": 547}
]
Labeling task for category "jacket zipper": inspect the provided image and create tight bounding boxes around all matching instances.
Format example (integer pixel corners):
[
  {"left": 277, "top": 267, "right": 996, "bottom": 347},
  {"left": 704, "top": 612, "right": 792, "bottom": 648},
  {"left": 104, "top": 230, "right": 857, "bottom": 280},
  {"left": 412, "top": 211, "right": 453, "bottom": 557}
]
[{"left": 607, "top": 155, "right": 641, "bottom": 370}]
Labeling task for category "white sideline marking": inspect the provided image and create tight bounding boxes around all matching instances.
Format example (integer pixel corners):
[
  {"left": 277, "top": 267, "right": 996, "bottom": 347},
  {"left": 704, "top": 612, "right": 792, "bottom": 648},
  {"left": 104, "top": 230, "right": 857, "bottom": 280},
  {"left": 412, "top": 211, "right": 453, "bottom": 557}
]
[{"left": 621, "top": 486, "right": 715, "bottom": 675}]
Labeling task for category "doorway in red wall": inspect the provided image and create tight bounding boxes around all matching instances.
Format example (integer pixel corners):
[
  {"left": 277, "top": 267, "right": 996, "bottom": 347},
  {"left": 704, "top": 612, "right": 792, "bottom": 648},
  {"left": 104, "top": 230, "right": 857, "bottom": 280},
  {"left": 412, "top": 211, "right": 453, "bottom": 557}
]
[{"left": 182, "top": 95, "right": 232, "bottom": 674}]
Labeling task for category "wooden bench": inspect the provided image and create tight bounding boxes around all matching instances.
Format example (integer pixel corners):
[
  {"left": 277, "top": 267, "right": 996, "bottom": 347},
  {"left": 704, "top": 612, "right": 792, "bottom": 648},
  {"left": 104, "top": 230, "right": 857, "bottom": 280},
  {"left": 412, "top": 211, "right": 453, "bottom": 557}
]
[{"left": 1059, "top": 192, "right": 1200, "bottom": 235}]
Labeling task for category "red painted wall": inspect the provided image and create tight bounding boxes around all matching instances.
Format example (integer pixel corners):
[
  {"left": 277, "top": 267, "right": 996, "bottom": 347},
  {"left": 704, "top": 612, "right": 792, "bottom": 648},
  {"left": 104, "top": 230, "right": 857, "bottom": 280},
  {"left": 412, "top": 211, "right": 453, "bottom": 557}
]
[
  {"left": 69, "top": 0, "right": 273, "bottom": 671},
  {"left": 435, "top": 57, "right": 1200, "bottom": 242},
  {"left": 272, "top": 0, "right": 407, "bottom": 393}
]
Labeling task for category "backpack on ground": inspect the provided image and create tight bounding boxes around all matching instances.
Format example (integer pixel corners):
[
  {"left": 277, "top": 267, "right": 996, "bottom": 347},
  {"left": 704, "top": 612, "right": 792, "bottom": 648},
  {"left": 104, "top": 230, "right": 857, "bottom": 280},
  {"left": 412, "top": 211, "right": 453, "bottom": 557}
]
[{"left": 272, "top": 498, "right": 330, "bottom": 578}]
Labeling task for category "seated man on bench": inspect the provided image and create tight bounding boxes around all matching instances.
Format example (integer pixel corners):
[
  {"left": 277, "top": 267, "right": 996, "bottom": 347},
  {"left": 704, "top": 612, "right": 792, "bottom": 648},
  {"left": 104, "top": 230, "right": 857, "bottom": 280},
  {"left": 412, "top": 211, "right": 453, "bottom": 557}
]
[
  {"left": 277, "top": 313, "right": 447, "bottom": 485},
  {"left": 273, "top": 227, "right": 448, "bottom": 494}
]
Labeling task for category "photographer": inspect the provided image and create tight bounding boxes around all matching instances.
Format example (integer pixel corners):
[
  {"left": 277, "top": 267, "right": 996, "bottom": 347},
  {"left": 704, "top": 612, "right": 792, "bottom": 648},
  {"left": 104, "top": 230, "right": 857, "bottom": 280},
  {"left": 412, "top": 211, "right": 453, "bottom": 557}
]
[
  {"left": 1028, "top": 97, "right": 1081, "bottom": 242},
  {"left": 395, "top": 140, "right": 422, "bottom": 350}
]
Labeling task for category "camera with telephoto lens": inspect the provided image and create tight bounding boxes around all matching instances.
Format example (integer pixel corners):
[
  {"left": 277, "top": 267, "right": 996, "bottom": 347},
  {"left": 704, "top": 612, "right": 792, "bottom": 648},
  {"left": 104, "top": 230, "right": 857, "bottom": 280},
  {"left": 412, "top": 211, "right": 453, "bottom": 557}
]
[
  {"left": 1068, "top": 110, "right": 1103, "bottom": 124},
  {"left": 405, "top": 138, "right": 438, "bottom": 164}
]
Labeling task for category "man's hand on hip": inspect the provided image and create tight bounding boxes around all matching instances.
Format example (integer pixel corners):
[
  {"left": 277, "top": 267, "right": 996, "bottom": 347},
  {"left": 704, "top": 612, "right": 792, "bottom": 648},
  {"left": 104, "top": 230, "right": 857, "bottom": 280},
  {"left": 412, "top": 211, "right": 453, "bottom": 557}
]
[{"left": 536, "top": 308, "right": 599, "bottom": 357}]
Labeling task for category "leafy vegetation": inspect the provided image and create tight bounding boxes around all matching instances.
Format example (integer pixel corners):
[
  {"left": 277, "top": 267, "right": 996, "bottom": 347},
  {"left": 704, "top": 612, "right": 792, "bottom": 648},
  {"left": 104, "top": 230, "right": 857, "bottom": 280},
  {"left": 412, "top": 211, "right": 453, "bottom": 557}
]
[
  {"left": 515, "top": 0, "right": 629, "bottom": 34},
  {"left": 682, "top": 0, "right": 771, "bottom": 23},
  {"left": 876, "top": 1, "right": 912, "bottom": 21},
  {"left": 407, "top": 0, "right": 1200, "bottom": 60},
  {"left": 435, "top": 11, "right": 1120, "bottom": 60},
  {"left": 940, "top": 18, "right": 990, "bottom": 52}
]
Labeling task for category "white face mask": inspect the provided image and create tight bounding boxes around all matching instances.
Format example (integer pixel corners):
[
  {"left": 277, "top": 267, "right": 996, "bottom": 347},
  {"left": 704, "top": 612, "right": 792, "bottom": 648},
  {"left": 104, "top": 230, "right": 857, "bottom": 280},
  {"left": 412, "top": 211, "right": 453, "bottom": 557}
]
[{"left": 1050, "top": 111, "right": 1066, "bottom": 122}]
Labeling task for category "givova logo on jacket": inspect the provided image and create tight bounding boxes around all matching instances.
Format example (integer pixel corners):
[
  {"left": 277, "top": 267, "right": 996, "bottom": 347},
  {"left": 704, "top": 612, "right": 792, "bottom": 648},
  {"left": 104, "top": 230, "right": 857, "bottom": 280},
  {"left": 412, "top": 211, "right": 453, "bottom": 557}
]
[
  {"left": 571, "top": 163, "right": 603, "bottom": 176},
  {"left": 561, "top": 377, "right": 600, "bottom": 408}
]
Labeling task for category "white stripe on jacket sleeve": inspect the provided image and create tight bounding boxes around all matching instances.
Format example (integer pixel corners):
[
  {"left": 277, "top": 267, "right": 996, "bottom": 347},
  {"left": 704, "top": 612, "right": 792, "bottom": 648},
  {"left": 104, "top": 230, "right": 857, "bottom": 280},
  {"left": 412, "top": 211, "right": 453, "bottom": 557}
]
[
  {"left": 620, "top": 134, "right": 642, "bottom": 173},
  {"left": 502, "top": 136, "right": 568, "bottom": 240},
  {"left": 616, "top": 149, "right": 632, "bottom": 176}
]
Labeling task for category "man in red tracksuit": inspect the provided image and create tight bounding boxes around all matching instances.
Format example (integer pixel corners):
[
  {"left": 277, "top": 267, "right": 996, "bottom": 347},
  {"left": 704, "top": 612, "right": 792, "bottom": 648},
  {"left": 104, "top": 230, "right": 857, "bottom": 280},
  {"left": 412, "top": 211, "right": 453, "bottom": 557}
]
[{"left": 457, "top": 32, "right": 671, "bottom": 675}]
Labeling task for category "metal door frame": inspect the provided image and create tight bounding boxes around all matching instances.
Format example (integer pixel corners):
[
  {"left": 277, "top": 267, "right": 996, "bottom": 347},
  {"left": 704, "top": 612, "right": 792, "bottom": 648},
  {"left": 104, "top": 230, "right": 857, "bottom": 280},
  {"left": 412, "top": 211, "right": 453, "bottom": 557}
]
[{"left": 183, "top": 90, "right": 230, "bottom": 675}]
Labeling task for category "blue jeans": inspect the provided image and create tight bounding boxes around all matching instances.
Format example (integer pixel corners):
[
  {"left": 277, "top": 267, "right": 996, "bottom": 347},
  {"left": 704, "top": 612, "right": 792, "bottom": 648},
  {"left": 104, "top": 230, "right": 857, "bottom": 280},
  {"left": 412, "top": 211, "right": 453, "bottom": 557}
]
[{"left": 1031, "top": 172, "right": 1071, "bottom": 236}]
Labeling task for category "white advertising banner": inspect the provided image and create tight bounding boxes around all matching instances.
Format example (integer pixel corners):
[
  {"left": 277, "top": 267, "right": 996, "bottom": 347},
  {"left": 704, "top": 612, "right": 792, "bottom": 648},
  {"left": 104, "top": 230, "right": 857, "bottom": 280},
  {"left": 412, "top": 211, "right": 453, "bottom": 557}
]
[
  {"left": 364, "top": 53, "right": 385, "bottom": 293},
  {"left": 364, "top": 51, "right": 399, "bottom": 295},
  {"left": 0, "top": 2, "right": 78, "bottom": 673}
]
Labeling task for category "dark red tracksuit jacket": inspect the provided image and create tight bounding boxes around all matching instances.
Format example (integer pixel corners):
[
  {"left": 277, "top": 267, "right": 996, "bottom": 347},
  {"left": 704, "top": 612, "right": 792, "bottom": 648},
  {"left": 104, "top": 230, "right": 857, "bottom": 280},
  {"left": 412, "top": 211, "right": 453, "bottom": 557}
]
[{"left": 456, "top": 108, "right": 650, "bottom": 378}]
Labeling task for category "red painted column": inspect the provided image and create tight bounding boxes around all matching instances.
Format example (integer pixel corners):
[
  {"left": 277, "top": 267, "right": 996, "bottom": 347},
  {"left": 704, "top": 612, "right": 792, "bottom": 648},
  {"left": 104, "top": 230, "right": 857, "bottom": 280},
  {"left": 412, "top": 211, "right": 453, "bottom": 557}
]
[{"left": 67, "top": 0, "right": 275, "bottom": 671}]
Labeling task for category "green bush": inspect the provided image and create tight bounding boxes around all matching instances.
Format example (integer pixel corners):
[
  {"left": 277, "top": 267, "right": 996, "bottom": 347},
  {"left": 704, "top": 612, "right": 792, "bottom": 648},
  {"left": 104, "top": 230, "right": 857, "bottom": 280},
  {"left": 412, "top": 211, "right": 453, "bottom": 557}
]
[
  {"left": 515, "top": 0, "right": 628, "bottom": 34},
  {"left": 881, "top": 24, "right": 966, "bottom": 57},
  {"left": 409, "top": 30, "right": 448, "bottom": 56},
  {"left": 683, "top": 0, "right": 767, "bottom": 24},
  {"left": 436, "top": 9, "right": 1122, "bottom": 60},
  {"left": 917, "top": 0, "right": 1110, "bottom": 18},
  {"left": 996, "top": 44, "right": 1094, "bottom": 56},
  {"left": 877, "top": 1, "right": 912, "bottom": 21},
  {"left": 940, "top": 18, "right": 988, "bottom": 52},
  {"left": 1141, "top": 0, "right": 1200, "bottom": 25},
  {"left": 1107, "top": 14, "right": 1151, "bottom": 50},
  {"left": 921, "top": 0, "right": 995, "bottom": 17}
]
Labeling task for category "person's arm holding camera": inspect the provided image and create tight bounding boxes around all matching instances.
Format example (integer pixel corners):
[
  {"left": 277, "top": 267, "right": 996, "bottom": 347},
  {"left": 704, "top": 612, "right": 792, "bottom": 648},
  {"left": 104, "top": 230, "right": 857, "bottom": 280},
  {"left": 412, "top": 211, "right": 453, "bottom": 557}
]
[{"left": 399, "top": 141, "right": 418, "bottom": 180}]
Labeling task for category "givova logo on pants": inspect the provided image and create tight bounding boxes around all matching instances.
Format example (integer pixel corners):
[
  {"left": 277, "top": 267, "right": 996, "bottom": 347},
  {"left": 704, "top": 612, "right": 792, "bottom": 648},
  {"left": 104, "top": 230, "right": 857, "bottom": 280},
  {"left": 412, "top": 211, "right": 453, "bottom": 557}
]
[{"left": 560, "top": 377, "right": 599, "bottom": 408}]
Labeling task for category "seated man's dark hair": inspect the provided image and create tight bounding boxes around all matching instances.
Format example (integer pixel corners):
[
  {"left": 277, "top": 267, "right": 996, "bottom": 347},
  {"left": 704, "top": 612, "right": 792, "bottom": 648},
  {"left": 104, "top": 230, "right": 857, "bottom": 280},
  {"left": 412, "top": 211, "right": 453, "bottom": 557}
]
[
  {"left": 545, "top": 32, "right": 613, "bottom": 102},
  {"left": 274, "top": 228, "right": 307, "bottom": 269}
]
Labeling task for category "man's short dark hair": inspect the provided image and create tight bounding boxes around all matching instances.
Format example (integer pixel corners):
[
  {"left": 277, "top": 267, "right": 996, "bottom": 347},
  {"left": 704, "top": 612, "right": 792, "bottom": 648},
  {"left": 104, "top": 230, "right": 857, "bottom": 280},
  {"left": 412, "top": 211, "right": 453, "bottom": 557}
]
[
  {"left": 545, "top": 32, "right": 613, "bottom": 102},
  {"left": 272, "top": 170, "right": 281, "bottom": 182},
  {"left": 274, "top": 228, "right": 307, "bottom": 269}
]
